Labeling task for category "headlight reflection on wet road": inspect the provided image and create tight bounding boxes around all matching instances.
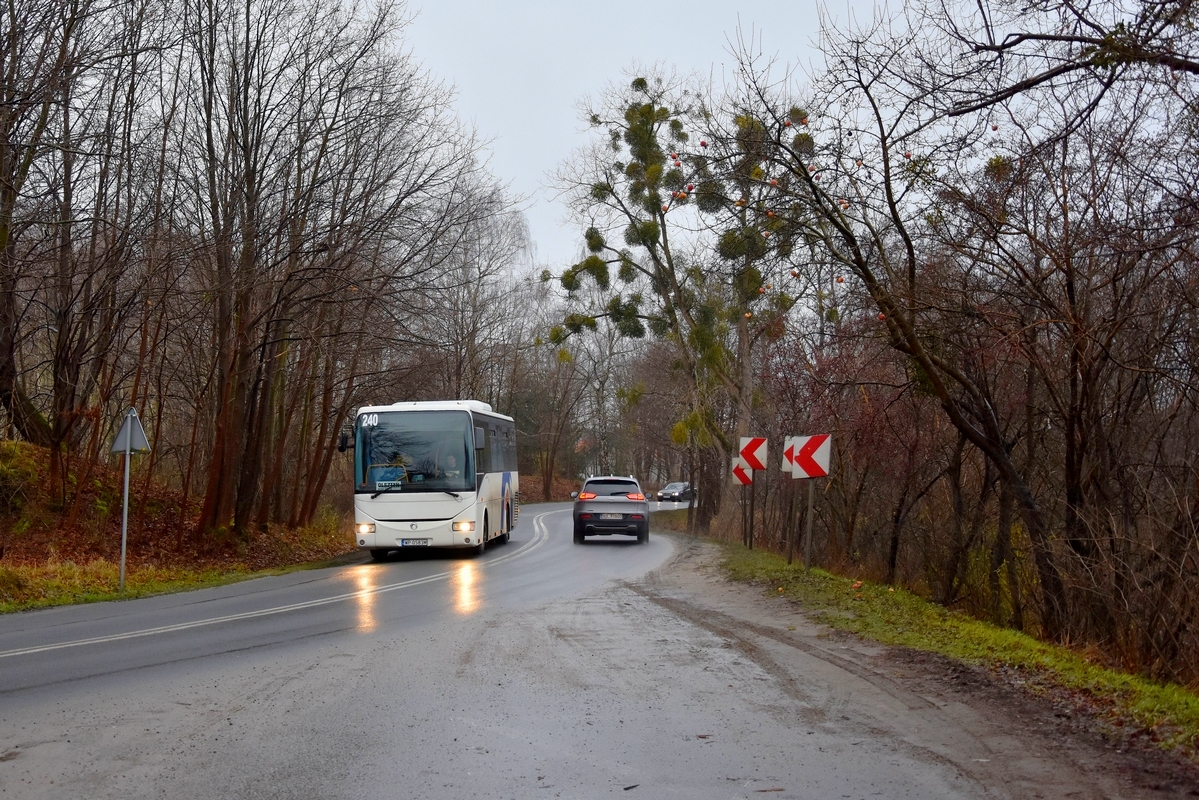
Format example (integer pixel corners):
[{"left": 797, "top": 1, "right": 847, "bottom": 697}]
[
  {"left": 453, "top": 561, "right": 479, "bottom": 615},
  {"left": 354, "top": 567, "right": 378, "bottom": 632}
]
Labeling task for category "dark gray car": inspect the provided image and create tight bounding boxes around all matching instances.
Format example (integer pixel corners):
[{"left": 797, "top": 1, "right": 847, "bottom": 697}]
[
  {"left": 571, "top": 476, "right": 649, "bottom": 544},
  {"left": 656, "top": 481, "right": 693, "bottom": 502}
]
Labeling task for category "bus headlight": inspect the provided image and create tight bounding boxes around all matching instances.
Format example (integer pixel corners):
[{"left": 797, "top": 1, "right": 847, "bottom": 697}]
[
  {"left": 452, "top": 520, "right": 475, "bottom": 532},
  {"left": 356, "top": 523, "right": 375, "bottom": 535}
]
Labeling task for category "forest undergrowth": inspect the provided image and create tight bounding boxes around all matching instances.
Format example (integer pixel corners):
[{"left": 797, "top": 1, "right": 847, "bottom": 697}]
[{"left": 0, "top": 442, "right": 354, "bottom": 611}]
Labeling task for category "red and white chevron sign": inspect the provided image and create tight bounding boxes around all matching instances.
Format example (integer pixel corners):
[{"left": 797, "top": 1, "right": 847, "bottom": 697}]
[
  {"left": 739, "top": 436, "right": 768, "bottom": 471},
  {"left": 781, "top": 436, "right": 797, "bottom": 472},
  {"left": 731, "top": 457, "right": 753, "bottom": 485},
  {"left": 791, "top": 434, "right": 832, "bottom": 478}
]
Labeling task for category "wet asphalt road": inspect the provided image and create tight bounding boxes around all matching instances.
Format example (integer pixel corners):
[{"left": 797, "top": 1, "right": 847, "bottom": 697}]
[{"left": 0, "top": 504, "right": 980, "bottom": 799}]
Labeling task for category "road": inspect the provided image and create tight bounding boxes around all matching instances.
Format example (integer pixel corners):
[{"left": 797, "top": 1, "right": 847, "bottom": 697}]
[{"left": 0, "top": 504, "right": 1071, "bottom": 798}]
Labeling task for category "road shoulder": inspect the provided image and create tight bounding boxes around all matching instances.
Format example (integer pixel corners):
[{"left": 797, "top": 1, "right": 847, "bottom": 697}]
[{"left": 635, "top": 534, "right": 1199, "bottom": 799}]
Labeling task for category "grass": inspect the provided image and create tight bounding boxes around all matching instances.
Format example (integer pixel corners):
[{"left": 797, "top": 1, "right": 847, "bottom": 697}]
[
  {"left": 0, "top": 552, "right": 351, "bottom": 614},
  {"left": 0, "top": 453, "right": 358, "bottom": 615},
  {"left": 721, "top": 544, "right": 1199, "bottom": 757},
  {"left": 650, "top": 508, "right": 690, "bottom": 532}
]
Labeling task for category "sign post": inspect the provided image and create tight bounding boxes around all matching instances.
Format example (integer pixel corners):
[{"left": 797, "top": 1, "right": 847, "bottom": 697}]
[
  {"left": 738, "top": 438, "right": 767, "bottom": 549},
  {"left": 110, "top": 408, "right": 151, "bottom": 592},
  {"left": 731, "top": 456, "right": 752, "bottom": 546},
  {"left": 781, "top": 437, "right": 798, "bottom": 564},
  {"left": 789, "top": 434, "right": 831, "bottom": 571},
  {"left": 776, "top": 434, "right": 824, "bottom": 573}
]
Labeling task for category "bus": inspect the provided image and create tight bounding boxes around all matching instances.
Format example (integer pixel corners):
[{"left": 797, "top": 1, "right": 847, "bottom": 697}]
[{"left": 347, "top": 400, "right": 519, "bottom": 559}]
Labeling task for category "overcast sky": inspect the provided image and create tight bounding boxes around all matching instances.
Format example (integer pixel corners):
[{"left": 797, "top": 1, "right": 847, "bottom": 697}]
[{"left": 408, "top": 0, "right": 838, "bottom": 272}]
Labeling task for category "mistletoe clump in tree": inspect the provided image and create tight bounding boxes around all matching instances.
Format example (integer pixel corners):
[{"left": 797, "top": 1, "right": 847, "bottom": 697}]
[{"left": 551, "top": 75, "right": 801, "bottom": 486}]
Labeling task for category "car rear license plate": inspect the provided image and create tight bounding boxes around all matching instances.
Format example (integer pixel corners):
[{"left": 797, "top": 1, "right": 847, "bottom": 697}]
[
  {"left": 400, "top": 538, "right": 430, "bottom": 546},
  {"left": 599, "top": 513, "right": 622, "bottom": 520}
]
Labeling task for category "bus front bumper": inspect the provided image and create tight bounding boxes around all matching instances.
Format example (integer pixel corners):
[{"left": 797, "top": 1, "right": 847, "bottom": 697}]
[{"left": 356, "top": 517, "right": 478, "bottom": 550}]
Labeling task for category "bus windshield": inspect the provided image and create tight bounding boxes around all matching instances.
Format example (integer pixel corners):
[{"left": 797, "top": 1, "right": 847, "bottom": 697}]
[{"left": 355, "top": 410, "right": 474, "bottom": 494}]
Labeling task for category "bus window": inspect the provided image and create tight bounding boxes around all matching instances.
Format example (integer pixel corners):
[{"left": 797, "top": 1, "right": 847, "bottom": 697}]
[{"left": 355, "top": 410, "right": 474, "bottom": 493}]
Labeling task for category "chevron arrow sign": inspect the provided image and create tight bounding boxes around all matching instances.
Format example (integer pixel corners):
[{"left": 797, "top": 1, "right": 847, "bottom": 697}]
[
  {"left": 738, "top": 436, "right": 768, "bottom": 471},
  {"left": 791, "top": 434, "right": 831, "bottom": 479},
  {"left": 781, "top": 436, "right": 797, "bottom": 473},
  {"left": 731, "top": 457, "right": 753, "bottom": 485}
]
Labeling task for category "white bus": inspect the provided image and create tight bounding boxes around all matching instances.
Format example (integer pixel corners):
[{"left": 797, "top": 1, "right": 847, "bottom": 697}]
[{"left": 348, "top": 400, "right": 519, "bottom": 559}]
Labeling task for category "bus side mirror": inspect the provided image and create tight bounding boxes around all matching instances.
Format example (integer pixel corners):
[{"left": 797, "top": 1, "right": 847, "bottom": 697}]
[
  {"left": 337, "top": 431, "right": 353, "bottom": 452},
  {"left": 474, "top": 427, "right": 485, "bottom": 449}
]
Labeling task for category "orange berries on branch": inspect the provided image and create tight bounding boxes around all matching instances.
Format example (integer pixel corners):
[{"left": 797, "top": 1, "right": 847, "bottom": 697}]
[{"left": 836, "top": 276, "right": 845, "bottom": 283}]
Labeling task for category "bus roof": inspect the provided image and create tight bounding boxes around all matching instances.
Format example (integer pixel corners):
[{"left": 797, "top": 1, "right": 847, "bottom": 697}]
[{"left": 355, "top": 400, "right": 513, "bottom": 422}]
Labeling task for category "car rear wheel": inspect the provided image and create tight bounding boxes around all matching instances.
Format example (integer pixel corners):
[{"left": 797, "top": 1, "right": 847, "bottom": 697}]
[
  {"left": 637, "top": 528, "right": 648, "bottom": 544},
  {"left": 573, "top": 524, "right": 585, "bottom": 544}
]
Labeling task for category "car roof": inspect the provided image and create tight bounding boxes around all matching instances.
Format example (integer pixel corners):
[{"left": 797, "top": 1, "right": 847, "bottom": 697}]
[{"left": 584, "top": 476, "right": 640, "bottom": 483}]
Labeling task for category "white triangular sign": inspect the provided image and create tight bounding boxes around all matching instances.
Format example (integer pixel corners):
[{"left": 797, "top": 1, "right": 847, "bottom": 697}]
[{"left": 110, "top": 409, "right": 151, "bottom": 454}]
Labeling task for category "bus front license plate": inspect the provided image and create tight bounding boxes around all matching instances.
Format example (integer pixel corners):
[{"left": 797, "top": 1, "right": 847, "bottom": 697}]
[
  {"left": 400, "top": 538, "right": 430, "bottom": 546},
  {"left": 599, "top": 513, "right": 622, "bottom": 520}
]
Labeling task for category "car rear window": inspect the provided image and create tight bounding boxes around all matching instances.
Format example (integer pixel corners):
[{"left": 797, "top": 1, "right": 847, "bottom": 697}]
[{"left": 584, "top": 480, "right": 640, "bottom": 496}]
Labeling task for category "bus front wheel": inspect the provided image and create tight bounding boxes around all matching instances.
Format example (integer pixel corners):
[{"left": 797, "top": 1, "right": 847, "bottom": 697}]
[
  {"left": 497, "top": 504, "right": 511, "bottom": 544},
  {"left": 473, "top": 515, "right": 488, "bottom": 556},
  {"left": 369, "top": 549, "right": 391, "bottom": 562}
]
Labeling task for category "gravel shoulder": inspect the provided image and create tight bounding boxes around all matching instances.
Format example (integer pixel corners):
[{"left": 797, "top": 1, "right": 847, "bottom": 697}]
[{"left": 645, "top": 534, "right": 1199, "bottom": 799}]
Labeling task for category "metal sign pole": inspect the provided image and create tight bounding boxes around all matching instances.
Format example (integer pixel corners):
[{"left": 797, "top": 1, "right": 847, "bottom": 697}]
[
  {"left": 110, "top": 407, "right": 150, "bottom": 594},
  {"left": 786, "top": 478, "right": 797, "bottom": 565},
  {"left": 803, "top": 478, "right": 815, "bottom": 572},
  {"left": 741, "top": 484, "right": 747, "bottom": 546},
  {"left": 119, "top": 431, "right": 131, "bottom": 592},
  {"left": 748, "top": 476, "right": 755, "bottom": 550}
]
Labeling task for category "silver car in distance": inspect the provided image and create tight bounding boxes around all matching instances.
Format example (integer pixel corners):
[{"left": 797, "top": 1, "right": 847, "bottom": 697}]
[{"left": 571, "top": 476, "right": 649, "bottom": 544}]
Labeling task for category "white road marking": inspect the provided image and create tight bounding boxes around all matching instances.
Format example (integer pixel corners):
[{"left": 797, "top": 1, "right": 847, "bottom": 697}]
[{"left": 0, "top": 510, "right": 561, "bottom": 660}]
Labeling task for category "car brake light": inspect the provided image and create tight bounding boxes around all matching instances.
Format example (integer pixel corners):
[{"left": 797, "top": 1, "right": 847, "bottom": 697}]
[
  {"left": 627, "top": 493, "right": 645, "bottom": 501},
  {"left": 630, "top": 514, "right": 644, "bottom": 520},
  {"left": 578, "top": 492, "right": 597, "bottom": 500},
  {"left": 579, "top": 513, "right": 592, "bottom": 519}
]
